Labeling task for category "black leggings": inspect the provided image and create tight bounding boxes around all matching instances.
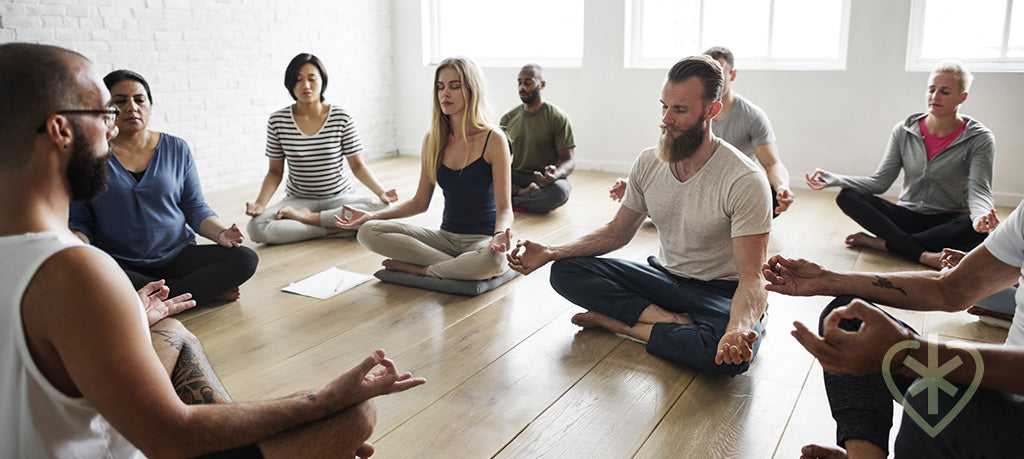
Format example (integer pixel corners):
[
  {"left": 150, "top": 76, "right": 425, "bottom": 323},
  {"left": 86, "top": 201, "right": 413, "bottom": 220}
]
[
  {"left": 770, "top": 185, "right": 780, "bottom": 219},
  {"left": 194, "top": 443, "right": 264, "bottom": 459},
  {"left": 122, "top": 244, "right": 258, "bottom": 305},
  {"left": 835, "top": 187, "right": 986, "bottom": 261},
  {"left": 819, "top": 296, "right": 916, "bottom": 453},
  {"left": 819, "top": 296, "right": 1024, "bottom": 457}
]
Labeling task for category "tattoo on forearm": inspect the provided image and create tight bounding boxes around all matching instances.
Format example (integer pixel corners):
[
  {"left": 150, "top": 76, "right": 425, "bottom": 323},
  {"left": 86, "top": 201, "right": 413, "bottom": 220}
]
[
  {"left": 306, "top": 394, "right": 316, "bottom": 402},
  {"left": 152, "top": 329, "right": 232, "bottom": 404},
  {"left": 871, "top": 276, "right": 907, "bottom": 296}
]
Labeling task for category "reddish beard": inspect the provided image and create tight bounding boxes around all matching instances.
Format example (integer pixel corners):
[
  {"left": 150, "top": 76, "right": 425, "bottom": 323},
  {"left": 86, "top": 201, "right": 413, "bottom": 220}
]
[{"left": 657, "top": 115, "right": 707, "bottom": 163}]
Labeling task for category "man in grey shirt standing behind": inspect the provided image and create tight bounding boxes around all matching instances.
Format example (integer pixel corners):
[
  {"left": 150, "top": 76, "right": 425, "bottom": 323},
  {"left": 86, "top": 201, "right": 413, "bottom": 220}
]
[{"left": 610, "top": 46, "right": 794, "bottom": 217}]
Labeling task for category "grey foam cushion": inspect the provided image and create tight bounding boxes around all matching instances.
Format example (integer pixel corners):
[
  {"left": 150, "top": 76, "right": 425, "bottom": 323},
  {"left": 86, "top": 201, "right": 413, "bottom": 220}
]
[{"left": 372, "top": 268, "right": 518, "bottom": 296}]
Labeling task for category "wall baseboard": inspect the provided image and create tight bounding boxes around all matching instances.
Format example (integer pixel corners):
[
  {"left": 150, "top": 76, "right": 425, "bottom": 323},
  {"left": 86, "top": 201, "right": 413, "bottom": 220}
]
[{"left": 393, "top": 150, "right": 1024, "bottom": 209}]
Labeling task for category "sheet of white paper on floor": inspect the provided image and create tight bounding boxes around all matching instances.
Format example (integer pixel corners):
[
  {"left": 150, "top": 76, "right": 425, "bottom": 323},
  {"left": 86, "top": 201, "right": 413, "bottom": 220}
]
[{"left": 282, "top": 267, "right": 373, "bottom": 300}]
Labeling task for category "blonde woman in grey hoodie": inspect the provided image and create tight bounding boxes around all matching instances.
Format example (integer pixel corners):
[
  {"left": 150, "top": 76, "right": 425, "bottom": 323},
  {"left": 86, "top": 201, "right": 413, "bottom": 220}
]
[{"left": 806, "top": 59, "right": 997, "bottom": 268}]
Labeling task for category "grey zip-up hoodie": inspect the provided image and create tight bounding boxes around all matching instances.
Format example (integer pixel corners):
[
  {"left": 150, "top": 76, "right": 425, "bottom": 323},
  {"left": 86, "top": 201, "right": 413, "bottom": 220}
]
[{"left": 822, "top": 112, "right": 995, "bottom": 224}]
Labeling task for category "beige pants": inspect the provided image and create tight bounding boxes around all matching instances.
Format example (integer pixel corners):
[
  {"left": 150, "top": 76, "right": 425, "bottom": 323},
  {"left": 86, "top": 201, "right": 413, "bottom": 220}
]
[{"left": 356, "top": 220, "right": 507, "bottom": 280}]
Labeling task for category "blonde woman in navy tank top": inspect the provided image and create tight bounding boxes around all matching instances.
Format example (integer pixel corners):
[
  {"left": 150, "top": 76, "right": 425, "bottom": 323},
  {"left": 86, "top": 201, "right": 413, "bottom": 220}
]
[{"left": 336, "top": 57, "right": 514, "bottom": 280}]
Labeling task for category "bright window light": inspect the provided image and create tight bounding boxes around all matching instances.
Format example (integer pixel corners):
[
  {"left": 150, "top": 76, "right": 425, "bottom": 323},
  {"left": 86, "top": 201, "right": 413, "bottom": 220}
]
[
  {"left": 908, "top": 0, "right": 1024, "bottom": 72},
  {"left": 423, "top": 0, "right": 584, "bottom": 67},
  {"left": 625, "top": 0, "right": 850, "bottom": 70}
]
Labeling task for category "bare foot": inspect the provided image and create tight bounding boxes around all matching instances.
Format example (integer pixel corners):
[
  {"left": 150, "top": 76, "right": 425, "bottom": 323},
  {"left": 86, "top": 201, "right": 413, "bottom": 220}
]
[
  {"left": 571, "top": 311, "right": 611, "bottom": 329},
  {"left": 918, "top": 251, "right": 943, "bottom": 269},
  {"left": 382, "top": 259, "right": 428, "bottom": 276},
  {"left": 637, "top": 304, "right": 695, "bottom": 325},
  {"left": 274, "top": 205, "right": 295, "bottom": 219},
  {"left": 356, "top": 441, "right": 374, "bottom": 458},
  {"left": 276, "top": 206, "right": 319, "bottom": 225},
  {"left": 666, "top": 311, "right": 694, "bottom": 325},
  {"left": 844, "top": 232, "right": 887, "bottom": 251},
  {"left": 571, "top": 311, "right": 636, "bottom": 332},
  {"left": 572, "top": 311, "right": 653, "bottom": 343},
  {"left": 516, "top": 182, "right": 540, "bottom": 197},
  {"left": 800, "top": 444, "right": 846, "bottom": 459},
  {"left": 213, "top": 287, "right": 241, "bottom": 302}
]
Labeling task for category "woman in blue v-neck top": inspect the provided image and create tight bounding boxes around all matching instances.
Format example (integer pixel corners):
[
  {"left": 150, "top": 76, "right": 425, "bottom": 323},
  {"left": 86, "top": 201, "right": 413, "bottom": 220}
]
[{"left": 69, "top": 70, "right": 257, "bottom": 305}]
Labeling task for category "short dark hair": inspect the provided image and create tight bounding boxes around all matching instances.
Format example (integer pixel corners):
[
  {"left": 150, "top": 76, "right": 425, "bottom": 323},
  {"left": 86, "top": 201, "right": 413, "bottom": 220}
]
[
  {"left": 0, "top": 43, "right": 86, "bottom": 168},
  {"left": 284, "top": 53, "right": 328, "bottom": 102},
  {"left": 703, "top": 46, "right": 735, "bottom": 69},
  {"left": 521, "top": 63, "right": 544, "bottom": 81},
  {"left": 666, "top": 55, "right": 724, "bottom": 105},
  {"left": 103, "top": 69, "right": 153, "bottom": 103}
]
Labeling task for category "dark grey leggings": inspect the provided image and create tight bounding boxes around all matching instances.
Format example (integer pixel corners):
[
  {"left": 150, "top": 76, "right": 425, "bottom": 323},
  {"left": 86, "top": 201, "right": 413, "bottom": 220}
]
[
  {"left": 549, "top": 255, "right": 762, "bottom": 376},
  {"left": 510, "top": 170, "right": 571, "bottom": 213}
]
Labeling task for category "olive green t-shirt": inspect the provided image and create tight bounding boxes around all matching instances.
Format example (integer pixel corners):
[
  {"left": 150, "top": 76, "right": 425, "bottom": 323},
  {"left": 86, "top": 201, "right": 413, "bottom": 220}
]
[{"left": 500, "top": 102, "right": 575, "bottom": 174}]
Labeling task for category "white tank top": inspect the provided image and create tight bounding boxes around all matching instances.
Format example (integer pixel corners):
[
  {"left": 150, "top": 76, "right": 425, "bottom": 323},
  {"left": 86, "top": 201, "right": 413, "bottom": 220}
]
[{"left": 0, "top": 232, "right": 144, "bottom": 458}]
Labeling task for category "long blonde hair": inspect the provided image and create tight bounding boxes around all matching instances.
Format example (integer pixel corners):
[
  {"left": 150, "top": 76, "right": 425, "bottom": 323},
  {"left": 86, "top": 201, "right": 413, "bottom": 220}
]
[{"left": 425, "top": 57, "right": 491, "bottom": 184}]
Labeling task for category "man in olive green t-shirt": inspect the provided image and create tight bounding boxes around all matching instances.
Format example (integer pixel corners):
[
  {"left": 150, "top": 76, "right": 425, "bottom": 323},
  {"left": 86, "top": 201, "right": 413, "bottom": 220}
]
[{"left": 499, "top": 64, "right": 576, "bottom": 213}]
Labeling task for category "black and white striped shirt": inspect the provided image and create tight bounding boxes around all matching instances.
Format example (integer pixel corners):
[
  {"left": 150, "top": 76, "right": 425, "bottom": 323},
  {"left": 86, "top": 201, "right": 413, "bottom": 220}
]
[{"left": 265, "top": 105, "right": 363, "bottom": 198}]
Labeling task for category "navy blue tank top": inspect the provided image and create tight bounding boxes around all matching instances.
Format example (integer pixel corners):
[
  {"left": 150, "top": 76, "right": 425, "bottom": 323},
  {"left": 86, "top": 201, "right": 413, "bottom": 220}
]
[{"left": 437, "top": 132, "right": 496, "bottom": 235}]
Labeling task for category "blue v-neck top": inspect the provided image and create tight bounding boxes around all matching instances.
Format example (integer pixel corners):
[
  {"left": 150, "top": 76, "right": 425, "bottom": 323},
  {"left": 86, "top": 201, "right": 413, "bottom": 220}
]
[{"left": 69, "top": 133, "right": 217, "bottom": 268}]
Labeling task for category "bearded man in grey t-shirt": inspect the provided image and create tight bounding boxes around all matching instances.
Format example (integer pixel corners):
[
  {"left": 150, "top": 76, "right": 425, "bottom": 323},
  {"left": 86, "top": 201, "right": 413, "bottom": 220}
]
[{"left": 508, "top": 55, "right": 772, "bottom": 376}]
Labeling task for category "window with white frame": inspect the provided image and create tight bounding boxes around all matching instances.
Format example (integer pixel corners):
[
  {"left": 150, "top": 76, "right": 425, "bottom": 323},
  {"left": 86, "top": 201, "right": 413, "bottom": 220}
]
[
  {"left": 422, "top": 0, "right": 584, "bottom": 67},
  {"left": 625, "top": 0, "right": 851, "bottom": 70},
  {"left": 907, "top": 0, "right": 1024, "bottom": 72}
]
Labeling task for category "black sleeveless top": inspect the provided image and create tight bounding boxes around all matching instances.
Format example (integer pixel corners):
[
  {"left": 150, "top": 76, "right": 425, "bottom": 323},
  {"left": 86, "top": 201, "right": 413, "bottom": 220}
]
[{"left": 437, "top": 131, "right": 496, "bottom": 235}]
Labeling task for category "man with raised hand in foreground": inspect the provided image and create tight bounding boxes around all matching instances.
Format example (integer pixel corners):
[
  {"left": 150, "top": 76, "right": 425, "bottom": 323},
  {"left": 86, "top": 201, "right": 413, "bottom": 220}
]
[{"left": 764, "top": 202, "right": 1024, "bottom": 458}]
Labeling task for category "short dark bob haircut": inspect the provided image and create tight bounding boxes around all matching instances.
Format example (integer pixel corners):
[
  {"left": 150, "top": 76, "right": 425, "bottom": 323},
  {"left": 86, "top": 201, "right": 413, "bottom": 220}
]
[
  {"left": 284, "top": 53, "right": 328, "bottom": 102},
  {"left": 103, "top": 69, "right": 153, "bottom": 103}
]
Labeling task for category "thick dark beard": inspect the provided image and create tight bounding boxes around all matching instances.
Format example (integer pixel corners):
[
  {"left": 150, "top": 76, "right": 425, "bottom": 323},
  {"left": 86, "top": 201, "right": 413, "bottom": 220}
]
[
  {"left": 656, "top": 117, "right": 707, "bottom": 163},
  {"left": 519, "top": 88, "right": 539, "bottom": 104},
  {"left": 66, "top": 122, "right": 111, "bottom": 201}
]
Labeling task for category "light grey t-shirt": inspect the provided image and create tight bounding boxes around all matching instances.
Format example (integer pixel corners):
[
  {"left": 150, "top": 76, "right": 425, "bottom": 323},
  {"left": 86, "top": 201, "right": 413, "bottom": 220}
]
[
  {"left": 623, "top": 142, "right": 772, "bottom": 281},
  {"left": 712, "top": 93, "right": 776, "bottom": 160}
]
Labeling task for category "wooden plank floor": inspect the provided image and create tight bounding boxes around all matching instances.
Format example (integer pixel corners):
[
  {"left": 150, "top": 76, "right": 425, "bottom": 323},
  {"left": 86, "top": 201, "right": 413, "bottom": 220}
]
[{"left": 186, "top": 155, "right": 1011, "bottom": 458}]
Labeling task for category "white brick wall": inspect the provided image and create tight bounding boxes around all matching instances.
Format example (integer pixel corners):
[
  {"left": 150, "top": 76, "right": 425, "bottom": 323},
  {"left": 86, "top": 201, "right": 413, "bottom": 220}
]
[{"left": 1, "top": 0, "right": 397, "bottom": 193}]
